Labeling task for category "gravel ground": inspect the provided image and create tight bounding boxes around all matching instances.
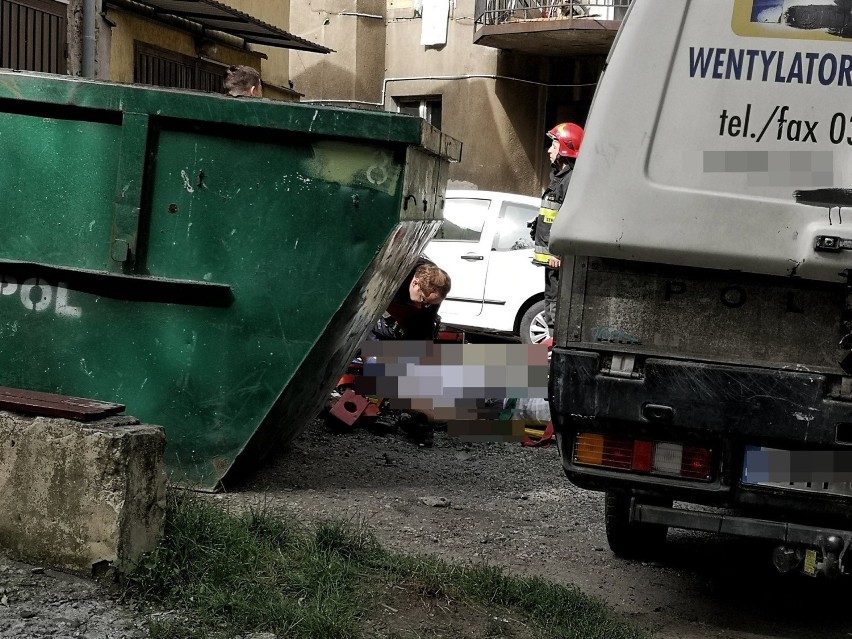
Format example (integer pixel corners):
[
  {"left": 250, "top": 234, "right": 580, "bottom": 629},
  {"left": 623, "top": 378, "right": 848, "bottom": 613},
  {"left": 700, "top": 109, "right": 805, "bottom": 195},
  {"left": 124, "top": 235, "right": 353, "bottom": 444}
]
[
  {"left": 4, "top": 416, "right": 852, "bottom": 639},
  {"left": 223, "top": 419, "right": 852, "bottom": 639},
  {"left": 0, "top": 559, "right": 146, "bottom": 639}
]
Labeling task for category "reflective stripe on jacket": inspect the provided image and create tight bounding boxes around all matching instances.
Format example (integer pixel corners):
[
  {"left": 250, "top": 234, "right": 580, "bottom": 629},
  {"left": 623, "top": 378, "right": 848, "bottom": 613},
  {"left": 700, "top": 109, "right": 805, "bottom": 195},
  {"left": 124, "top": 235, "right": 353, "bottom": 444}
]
[{"left": 533, "top": 161, "right": 574, "bottom": 265}]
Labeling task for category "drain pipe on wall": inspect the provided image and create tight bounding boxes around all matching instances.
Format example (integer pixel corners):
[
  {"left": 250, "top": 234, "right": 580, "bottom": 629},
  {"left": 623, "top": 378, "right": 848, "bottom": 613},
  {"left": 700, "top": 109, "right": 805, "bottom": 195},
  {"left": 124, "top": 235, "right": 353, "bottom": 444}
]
[
  {"left": 82, "top": 0, "right": 97, "bottom": 78},
  {"left": 299, "top": 74, "right": 598, "bottom": 108}
]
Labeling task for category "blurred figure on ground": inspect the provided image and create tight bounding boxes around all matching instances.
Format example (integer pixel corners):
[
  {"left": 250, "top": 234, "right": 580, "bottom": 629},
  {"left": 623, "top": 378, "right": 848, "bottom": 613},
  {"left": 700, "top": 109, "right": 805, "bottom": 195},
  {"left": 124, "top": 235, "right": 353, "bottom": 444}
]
[{"left": 363, "top": 257, "right": 451, "bottom": 446}]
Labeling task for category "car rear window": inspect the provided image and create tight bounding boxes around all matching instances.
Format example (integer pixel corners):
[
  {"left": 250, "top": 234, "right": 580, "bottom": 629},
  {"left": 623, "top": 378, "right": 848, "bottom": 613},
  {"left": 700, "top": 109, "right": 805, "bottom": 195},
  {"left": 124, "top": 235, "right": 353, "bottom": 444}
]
[{"left": 494, "top": 202, "right": 537, "bottom": 251}]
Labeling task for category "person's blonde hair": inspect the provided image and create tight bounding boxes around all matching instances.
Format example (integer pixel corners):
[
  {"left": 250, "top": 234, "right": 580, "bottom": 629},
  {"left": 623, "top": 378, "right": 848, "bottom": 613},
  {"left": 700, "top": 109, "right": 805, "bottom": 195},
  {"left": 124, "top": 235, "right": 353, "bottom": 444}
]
[{"left": 415, "top": 264, "right": 451, "bottom": 299}]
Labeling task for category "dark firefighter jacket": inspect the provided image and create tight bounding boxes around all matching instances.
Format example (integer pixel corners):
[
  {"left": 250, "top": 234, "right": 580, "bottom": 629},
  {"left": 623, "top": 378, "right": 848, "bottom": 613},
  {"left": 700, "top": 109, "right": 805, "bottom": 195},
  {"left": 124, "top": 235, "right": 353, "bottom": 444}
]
[{"left": 532, "top": 160, "right": 574, "bottom": 266}]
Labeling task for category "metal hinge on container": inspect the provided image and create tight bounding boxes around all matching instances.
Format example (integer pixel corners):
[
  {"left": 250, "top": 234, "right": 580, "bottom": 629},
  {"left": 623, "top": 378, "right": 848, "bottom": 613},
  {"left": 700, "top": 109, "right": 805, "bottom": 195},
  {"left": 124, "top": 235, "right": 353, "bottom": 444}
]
[
  {"left": 600, "top": 353, "right": 640, "bottom": 379},
  {"left": 815, "top": 236, "right": 852, "bottom": 252}
]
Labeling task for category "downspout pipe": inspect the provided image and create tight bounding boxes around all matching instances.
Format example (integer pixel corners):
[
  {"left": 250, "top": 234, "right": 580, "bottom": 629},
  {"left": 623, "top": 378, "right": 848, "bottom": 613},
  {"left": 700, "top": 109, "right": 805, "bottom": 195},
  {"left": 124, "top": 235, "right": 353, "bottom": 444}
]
[{"left": 82, "top": 0, "right": 96, "bottom": 78}]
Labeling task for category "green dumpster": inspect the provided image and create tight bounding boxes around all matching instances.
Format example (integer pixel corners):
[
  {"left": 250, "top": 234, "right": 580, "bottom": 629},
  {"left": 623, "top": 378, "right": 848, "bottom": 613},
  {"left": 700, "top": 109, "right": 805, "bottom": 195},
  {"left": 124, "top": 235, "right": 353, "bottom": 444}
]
[{"left": 0, "top": 70, "right": 461, "bottom": 489}]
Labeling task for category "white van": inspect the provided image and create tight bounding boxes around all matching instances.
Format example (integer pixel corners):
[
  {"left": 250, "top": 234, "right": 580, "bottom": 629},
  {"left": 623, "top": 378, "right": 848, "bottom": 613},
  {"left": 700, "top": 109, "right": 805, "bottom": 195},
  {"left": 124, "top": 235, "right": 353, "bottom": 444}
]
[
  {"left": 424, "top": 190, "right": 547, "bottom": 343},
  {"left": 549, "top": 0, "right": 852, "bottom": 575}
]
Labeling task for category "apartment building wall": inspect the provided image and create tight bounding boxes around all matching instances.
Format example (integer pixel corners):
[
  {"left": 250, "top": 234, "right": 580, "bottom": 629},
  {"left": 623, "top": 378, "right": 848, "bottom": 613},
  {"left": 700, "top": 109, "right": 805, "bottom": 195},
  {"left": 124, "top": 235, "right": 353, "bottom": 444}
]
[
  {"left": 289, "top": 0, "right": 554, "bottom": 195},
  {"left": 63, "top": 0, "right": 294, "bottom": 100},
  {"left": 288, "top": 0, "right": 385, "bottom": 102},
  {"left": 66, "top": 0, "right": 111, "bottom": 78},
  {"left": 385, "top": 0, "right": 546, "bottom": 195},
  {"left": 227, "top": 0, "right": 293, "bottom": 93},
  {"left": 105, "top": 9, "right": 261, "bottom": 85}
]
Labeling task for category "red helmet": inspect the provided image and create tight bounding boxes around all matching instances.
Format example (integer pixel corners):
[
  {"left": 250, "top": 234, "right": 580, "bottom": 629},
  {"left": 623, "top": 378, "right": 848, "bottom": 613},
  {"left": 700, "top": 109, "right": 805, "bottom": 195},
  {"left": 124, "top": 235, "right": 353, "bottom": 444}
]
[{"left": 547, "top": 122, "right": 584, "bottom": 158}]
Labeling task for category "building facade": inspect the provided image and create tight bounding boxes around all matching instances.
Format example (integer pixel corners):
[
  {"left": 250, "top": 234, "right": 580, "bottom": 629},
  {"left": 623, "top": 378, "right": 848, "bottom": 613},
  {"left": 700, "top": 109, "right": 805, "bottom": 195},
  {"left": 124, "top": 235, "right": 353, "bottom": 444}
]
[
  {"left": 289, "top": 0, "right": 628, "bottom": 194},
  {"left": 2, "top": 0, "right": 628, "bottom": 191},
  {"left": 1, "top": 0, "right": 327, "bottom": 100}
]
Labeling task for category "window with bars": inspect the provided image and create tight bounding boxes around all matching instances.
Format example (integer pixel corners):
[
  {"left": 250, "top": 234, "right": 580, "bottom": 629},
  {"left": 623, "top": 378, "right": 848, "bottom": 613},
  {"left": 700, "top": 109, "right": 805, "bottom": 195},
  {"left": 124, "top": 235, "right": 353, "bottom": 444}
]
[
  {"left": 134, "top": 42, "right": 227, "bottom": 93},
  {"left": 0, "top": 0, "right": 67, "bottom": 74}
]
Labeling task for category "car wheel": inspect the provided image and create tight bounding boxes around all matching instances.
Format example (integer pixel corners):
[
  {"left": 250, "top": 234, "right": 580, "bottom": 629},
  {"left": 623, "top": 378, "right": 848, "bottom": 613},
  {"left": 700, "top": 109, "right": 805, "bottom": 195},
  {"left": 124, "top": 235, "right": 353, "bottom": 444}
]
[
  {"left": 520, "top": 301, "right": 548, "bottom": 344},
  {"left": 604, "top": 492, "right": 670, "bottom": 559}
]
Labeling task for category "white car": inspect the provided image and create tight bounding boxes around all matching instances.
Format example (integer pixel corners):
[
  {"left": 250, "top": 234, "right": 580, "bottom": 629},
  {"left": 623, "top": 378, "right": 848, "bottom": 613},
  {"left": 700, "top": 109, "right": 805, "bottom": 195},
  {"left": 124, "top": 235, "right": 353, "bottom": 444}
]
[{"left": 425, "top": 189, "right": 548, "bottom": 344}]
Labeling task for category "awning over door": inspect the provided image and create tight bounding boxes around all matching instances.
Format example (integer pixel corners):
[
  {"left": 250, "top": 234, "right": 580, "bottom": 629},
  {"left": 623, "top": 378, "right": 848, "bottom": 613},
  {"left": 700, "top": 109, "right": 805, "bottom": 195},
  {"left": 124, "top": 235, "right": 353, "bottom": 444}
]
[{"left": 109, "top": 0, "right": 331, "bottom": 53}]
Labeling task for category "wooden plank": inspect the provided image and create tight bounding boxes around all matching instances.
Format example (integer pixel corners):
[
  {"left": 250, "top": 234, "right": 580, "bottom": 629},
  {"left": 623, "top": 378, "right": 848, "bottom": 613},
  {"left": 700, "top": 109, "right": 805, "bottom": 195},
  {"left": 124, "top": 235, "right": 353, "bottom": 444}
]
[
  {"left": 0, "top": 387, "right": 125, "bottom": 422},
  {"left": 10, "top": 2, "right": 20, "bottom": 68},
  {"left": 0, "top": 2, "right": 8, "bottom": 69}
]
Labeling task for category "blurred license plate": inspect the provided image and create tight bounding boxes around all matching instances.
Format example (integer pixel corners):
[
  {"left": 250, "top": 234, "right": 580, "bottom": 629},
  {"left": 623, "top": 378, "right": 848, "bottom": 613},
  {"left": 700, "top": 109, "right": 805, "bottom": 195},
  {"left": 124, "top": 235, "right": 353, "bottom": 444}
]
[{"left": 742, "top": 445, "right": 852, "bottom": 497}]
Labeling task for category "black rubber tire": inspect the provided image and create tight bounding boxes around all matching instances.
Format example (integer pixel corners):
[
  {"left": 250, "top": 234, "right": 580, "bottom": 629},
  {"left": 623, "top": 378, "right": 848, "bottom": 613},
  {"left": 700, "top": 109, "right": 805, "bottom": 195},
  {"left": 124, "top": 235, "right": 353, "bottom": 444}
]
[
  {"left": 604, "top": 492, "right": 670, "bottom": 559},
  {"left": 519, "top": 300, "right": 547, "bottom": 344}
]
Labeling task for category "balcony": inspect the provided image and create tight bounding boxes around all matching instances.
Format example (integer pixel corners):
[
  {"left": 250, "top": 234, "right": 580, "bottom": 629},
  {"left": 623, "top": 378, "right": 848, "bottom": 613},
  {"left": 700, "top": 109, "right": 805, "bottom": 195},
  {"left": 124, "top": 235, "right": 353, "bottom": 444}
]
[{"left": 473, "top": 0, "right": 630, "bottom": 56}]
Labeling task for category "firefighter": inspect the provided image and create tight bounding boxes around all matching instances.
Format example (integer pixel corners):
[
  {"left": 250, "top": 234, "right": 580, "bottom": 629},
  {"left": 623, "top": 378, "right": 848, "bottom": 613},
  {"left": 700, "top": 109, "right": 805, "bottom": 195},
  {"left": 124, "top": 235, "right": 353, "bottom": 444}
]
[{"left": 531, "top": 122, "right": 584, "bottom": 336}]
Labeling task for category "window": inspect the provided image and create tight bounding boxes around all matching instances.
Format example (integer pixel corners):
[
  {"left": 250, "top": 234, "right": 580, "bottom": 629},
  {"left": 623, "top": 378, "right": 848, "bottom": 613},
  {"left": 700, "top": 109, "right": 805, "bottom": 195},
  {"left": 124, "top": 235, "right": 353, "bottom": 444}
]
[
  {"left": 134, "top": 42, "right": 227, "bottom": 93},
  {"left": 395, "top": 96, "right": 442, "bottom": 129},
  {"left": 494, "top": 201, "right": 538, "bottom": 251},
  {"left": 0, "top": 0, "right": 67, "bottom": 74},
  {"left": 434, "top": 198, "right": 489, "bottom": 241}
]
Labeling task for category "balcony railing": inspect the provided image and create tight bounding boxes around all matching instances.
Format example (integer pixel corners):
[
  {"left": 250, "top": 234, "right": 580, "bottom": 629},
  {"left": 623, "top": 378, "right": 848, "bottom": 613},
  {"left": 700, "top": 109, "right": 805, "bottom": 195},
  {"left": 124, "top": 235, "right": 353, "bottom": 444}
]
[{"left": 475, "top": 0, "right": 630, "bottom": 28}]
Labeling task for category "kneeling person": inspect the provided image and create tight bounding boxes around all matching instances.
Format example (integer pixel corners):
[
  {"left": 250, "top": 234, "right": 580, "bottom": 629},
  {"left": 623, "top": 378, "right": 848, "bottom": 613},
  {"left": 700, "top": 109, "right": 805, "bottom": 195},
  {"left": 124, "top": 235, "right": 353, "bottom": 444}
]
[{"left": 370, "top": 258, "right": 451, "bottom": 341}]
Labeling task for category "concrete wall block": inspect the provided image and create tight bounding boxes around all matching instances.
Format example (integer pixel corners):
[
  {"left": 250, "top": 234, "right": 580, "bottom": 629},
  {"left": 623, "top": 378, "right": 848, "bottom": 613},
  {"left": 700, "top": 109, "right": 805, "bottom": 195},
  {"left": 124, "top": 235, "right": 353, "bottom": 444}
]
[{"left": 0, "top": 412, "right": 167, "bottom": 577}]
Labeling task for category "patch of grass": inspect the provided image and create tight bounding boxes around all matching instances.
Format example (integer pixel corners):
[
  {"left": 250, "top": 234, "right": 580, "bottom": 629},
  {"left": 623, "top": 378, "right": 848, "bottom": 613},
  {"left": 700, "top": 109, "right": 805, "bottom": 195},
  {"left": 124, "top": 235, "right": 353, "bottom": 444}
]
[
  {"left": 126, "top": 493, "right": 366, "bottom": 639},
  {"left": 315, "top": 519, "right": 381, "bottom": 561},
  {"left": 126, "top": 493, "right": 648, "bottom": 639},
  {"left": 147, "top": 618, "right": 208, "bottom": 639},
  {"left": 369, "top": 555, "right": 644, "bottom": 639}
]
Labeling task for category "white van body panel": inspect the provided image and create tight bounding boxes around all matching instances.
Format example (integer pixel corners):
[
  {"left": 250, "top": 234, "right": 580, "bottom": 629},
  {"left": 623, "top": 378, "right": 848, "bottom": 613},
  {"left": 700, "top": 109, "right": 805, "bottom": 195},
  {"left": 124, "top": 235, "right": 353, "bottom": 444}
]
[{"left": 551, "top": 0, "right": 852, "bottom": 282}]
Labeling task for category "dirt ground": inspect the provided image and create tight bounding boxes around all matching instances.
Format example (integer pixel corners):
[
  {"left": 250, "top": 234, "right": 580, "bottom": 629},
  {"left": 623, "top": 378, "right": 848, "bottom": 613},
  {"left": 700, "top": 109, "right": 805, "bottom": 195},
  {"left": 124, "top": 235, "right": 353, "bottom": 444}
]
[
  {"left": 221, "top": 418, "right": 852, "bottom": 639},
  {"left": 2, "top": 411, "right": 852, "bottom": 638}
]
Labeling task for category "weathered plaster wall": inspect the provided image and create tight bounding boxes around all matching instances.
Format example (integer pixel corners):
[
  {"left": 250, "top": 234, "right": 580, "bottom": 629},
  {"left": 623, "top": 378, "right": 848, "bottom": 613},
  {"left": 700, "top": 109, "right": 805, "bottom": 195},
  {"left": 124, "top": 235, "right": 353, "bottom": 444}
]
[
  {"left": 289, "top": 0, "right": 386, "bottom": 103},
  {"left": 66, "top": 0, "right": 111, "bottom": 78},
  {"left": 67, "top": 1, "right": 270, "bottom": 86},
  {"left": 384, "top": 0, "right": 545, "bottom": 194},
  {"left": 104, "top": 9, "right": 261, "bottom": 85},
  {"left": 289, "top": 0, "right": 546, "bottom": 194},
  {"left": 227, "top": 0, "right": 292, "bottom": 93}
]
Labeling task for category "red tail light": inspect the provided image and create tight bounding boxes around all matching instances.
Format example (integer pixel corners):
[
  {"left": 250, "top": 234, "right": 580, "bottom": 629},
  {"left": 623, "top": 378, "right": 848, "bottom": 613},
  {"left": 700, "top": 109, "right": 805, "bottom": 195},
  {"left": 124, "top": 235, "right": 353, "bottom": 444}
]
[
  {"left": 574, "top": 432, "right": 713, "bottom": 482},
  {"left": 681, "top": 446, "right": 713, "bottom": 480},
  {"left": 602, "top": 435, "right": 633, "bottom": 469},
  {"left": 632, "top": 440, "right": 653, "bottom": 472}
]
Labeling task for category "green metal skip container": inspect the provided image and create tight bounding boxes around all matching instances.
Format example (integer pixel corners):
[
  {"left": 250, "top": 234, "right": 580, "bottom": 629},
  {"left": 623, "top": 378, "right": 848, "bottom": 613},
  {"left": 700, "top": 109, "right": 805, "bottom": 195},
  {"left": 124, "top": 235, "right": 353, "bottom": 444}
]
[{"left": 0, "top": 70, "right": 461, "bottom": 489}]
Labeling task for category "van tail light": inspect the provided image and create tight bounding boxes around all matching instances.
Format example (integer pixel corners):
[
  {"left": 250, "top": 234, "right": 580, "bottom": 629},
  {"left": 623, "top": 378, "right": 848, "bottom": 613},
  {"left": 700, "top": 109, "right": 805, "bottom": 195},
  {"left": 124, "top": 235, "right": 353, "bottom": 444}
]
[
  {"left": 575, "top": 432, "right": 604, "bottom": 466},
  {"left": 603, "top": 435, "right": 633, "bottom": 469},
  {"left": 681, "top": 446, "right": 713, "bottom": 480},
  {"left": 653, "top": 441, "right": 683, "bottom": 475},
  {"left": 631, "top": 440, "right": 653, "bottom": 472},
  {"left": 573, "top": 432, "right": 713, "bottom": 482}
]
